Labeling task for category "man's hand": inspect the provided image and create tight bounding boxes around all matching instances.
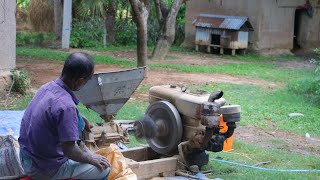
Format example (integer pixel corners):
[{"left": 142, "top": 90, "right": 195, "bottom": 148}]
[
  {"left": 62, "top": 141, "right": 110, "bottom": 171},
  {"left": 100, "top": 114, "right": 116, "bottom": 122},
  {"left": 90, "top": 154, "right": 110, "bottom": 171},
  {"left": 82, "top": 116, "right": 93, "bottom": 132}
]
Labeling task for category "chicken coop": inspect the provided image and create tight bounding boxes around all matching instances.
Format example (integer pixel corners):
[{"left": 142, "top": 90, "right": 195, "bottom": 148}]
[{"left": 192, "top": 14, "right": 254, "bottom": 55}]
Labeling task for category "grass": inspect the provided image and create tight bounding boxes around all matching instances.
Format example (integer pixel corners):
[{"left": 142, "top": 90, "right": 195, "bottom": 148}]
[
  {"left": 7, "top": 81, "right": 319, "bottom": 138},
  {"left": 225, "top": 51, "right": 300, "bottom": 62},
  {"left": 150, "top": 62, "right": 311, "bottom": 83},
  {"left": 0, "top": 94, "right": 33, "bottom": 110},
  {"left": 17, "top": 47, "right": 312, "bottom": 83},
  {"left": 77, "top": 101, "right": 148, "bottom": 126},
  {"left": 204, "top": 141, "right": 320, "bottom": 180},
  {"left": 17, "top": 47, "right": 136, "bottom": 67},
  {"left": 87, "top": 45, "right": 137, "bottom": 52},
  {"left": 190, "top": 83, "right": 320, "bottom": 137}
]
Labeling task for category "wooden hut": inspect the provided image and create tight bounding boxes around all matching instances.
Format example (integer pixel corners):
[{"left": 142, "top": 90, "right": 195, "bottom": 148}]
[{"left": 193, "top": 14, "right": 254, "bottom": 55}]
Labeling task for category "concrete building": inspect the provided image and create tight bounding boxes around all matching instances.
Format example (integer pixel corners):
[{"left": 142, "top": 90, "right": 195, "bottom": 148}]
[
  {"left": 0, "top": 0, "right": 16, "bottom": 91},
  {"left": 184, "top": 0, "right": 320, "bottom": 52}
]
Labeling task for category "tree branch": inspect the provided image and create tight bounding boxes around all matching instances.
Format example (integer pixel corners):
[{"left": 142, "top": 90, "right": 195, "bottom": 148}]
[{"left": 155, "top": 0, "right": 163, "bottom": 23}]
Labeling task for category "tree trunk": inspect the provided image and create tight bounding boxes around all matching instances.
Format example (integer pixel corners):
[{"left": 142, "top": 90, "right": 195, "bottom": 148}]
[
  {"left": 136, "top": 16, "right": 148, "bottom": 67},
  {"left": 105, "top": 0, "right": 117, "bottom": 45},
  {"left": 54, "top": 0, "right": 63, "bottom": 40},
  {"left": 152, "top": 0, "right": 184, "bottom": 60},
  {"left": 129, "top": 0, "right": 150, "bottom": 67}
]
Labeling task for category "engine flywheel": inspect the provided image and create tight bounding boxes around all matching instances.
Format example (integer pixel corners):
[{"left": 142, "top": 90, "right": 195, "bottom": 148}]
[{"left": 145, "top": 101, "right": 183, "bottom": 154}]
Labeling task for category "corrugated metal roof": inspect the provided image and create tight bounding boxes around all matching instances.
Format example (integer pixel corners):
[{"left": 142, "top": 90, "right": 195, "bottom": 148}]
[{"left": 192, "top": 14, "right": 253, "bottom": 30}]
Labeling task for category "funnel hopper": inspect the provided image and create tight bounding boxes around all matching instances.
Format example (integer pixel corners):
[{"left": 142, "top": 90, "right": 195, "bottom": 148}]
[{"left": 74, "top": 67, "right": 145, "bottom": 116}]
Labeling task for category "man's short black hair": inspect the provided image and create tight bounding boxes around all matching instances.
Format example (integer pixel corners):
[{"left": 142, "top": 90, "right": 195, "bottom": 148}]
[{"left": 61, "top": 52, "right": 94, "bottom": 80}]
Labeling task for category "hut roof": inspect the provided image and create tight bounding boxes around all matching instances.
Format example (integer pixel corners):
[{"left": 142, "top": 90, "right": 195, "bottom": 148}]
[{"left": 192, "top": 14, "right": 254, "bottom": 31}]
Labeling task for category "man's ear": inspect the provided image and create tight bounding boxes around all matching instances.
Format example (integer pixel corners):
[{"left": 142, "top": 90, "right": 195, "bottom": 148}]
[{"left": 75, "top": 77, "right": 85, "bottom": 84}]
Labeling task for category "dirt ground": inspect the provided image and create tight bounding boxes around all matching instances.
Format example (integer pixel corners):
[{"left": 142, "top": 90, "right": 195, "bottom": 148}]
[{"left": 12, "top": 51, "right": 320, "bottom": 157}]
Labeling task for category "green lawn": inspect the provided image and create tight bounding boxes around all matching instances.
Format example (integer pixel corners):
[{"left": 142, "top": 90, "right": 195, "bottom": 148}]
[
  {"left": 205, "top": 141, "right": 320, "bottom": 179},
  {"left": 17, "top": 47, "right": 312, "bottom": 83},
  {"left": 9, "top": 47, "right": 320, "bottom": 180}
]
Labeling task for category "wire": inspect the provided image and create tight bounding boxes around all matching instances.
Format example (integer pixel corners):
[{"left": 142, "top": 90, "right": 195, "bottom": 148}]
[{"left": 211, "top": 158, "right": 320, "bottom": 172}]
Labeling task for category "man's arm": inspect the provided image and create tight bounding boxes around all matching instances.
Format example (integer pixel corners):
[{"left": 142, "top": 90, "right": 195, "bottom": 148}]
[
  {"left": 62, "top": 141, "right": 110, "bottom": 170},
  {"left": 82, "top": 116, "right": 93, "bottom": 132}
]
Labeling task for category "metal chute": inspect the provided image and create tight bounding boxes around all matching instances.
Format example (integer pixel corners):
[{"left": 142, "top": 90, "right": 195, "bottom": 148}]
[{"left": 74, "top": 67, "right": 145, "bottom": 116}]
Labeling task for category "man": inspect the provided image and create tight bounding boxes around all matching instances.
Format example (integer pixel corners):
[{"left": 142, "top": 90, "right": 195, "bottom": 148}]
[{"left": 19, "top": 52, "right": 110, "bottom": 180}]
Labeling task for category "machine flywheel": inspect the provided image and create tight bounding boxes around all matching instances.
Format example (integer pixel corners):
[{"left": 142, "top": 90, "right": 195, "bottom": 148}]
[{"left": 145, "top": 101, "right": 183, "bottom": 154}]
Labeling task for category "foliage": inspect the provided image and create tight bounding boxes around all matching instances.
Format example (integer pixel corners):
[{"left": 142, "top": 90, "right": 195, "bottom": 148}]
[
  {"left": 16, "top": 32, "right": 57, "bottom": 47},
  {"left": 73, "top": 0, "right": 110, "bottom": 18},
  {"left": 147, "top": 20, "right": 160, "bottom": 45},
  {"left": 11, "top": 69, "right": 31, "bottom": 96},
  {"left": 70, "top": 18, "right": 105, "bottom": 48},
  {"left": 17, "top": 0, "right": 31, "bottom": 11},
  {"left": 287, "top": 48, "right": 320, "bottom": 105},
  {"left": 69, "top": 18, "right": 161, "bottom": 47},
  {"left": 116, "top": 20, "right": 138, "bottom": 45},
  {"left": 173, "top": 3, "right": 186, "bottom": 45},
  {"left": 17, "top": 47, "right": 136, "bottom": 67},
  {"left": 69, "top": 0, "right": 185, "bottom": 47}
]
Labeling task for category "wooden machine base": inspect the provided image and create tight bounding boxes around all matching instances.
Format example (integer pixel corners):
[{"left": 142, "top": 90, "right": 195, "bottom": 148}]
[{"left": 121, "top": 147, "right": 179, "bottom": 179}]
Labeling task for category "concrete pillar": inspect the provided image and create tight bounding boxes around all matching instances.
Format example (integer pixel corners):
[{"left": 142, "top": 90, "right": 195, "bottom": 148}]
[
  {"left": 220, "top": 48, "right": 224, "bottom": 55},
  {"left": 0, "top": 0, "right": 16, "bottom": 91},
  {"left": 62, "top": 0, "right": 72, "bottom": 49},
  {"left": 232, "top": 49, "right": 236, "bottom": 56},
  {"left": 207, "top": 46, "right": 211, "bottom": 53}
]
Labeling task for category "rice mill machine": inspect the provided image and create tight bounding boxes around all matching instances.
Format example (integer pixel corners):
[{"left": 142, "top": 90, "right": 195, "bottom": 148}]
[{"left": 75, "top": 67, "right": 241, "bottom": 168}]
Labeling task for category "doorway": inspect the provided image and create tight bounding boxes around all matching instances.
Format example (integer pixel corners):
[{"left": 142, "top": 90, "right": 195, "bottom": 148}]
[
  {"left": 293, "top": 9, "right": 304, "bottom": 50},
  {"left": 211, "top": 34, "right": 221, "bottom": 45}
]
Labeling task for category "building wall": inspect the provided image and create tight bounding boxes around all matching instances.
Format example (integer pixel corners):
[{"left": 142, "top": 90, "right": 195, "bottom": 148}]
[
  {"left": 184, "top": 0, "right": 262, "bottom": 49},
  {"left": 184, "top": 0, "right": 320, "bottom": 50},
  {"left": 296, "top": 3, "right": 320, "bottom": 48},
  {"left": 0, "top": 0, "right": 16, "bottom": 74},
  {"left": 0, "top": 0, "right": 16, "bottom": 91}
]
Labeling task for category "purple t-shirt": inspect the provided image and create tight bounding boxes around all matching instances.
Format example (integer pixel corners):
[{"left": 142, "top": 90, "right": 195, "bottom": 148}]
[{"left": 19, "top": 78, "right": 80, "bottom": 171}]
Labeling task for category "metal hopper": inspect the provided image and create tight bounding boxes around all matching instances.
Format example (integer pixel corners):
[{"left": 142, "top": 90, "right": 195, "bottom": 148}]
[{"left": 74, "top": 67, "right": 145, "bottom": 116}]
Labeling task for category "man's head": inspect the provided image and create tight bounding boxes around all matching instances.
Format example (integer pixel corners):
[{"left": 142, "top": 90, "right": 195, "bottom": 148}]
[{"left": 61, "top": 52, "right": 95, "bottom": 91}]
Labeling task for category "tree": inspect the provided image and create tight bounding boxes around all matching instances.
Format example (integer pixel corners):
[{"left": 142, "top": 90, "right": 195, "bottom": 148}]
[
  {"left": 53, "top": 0, "right": 63, "bottom": 40},
  {"left": 74, "top": 0, "right": 117, "bottom": 45},
  {"left": 152, "top": 0, "right": 185, "bottom": 60},
  {"left": 105, "top": 0, "right": 117, "bottom": 44},
  {"left": 129, "top": 0, "right": 150, "bottom": 67}
]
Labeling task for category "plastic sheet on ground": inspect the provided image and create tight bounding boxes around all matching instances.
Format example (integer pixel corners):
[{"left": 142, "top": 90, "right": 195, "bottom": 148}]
[{"left": 0, "top": 110, "right": 24, "bottom": 139}]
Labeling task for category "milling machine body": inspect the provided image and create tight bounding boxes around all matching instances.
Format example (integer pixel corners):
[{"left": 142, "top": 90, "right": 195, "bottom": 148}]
[{"left": 142, "top": 85, "right": 241, "bottom": 166}]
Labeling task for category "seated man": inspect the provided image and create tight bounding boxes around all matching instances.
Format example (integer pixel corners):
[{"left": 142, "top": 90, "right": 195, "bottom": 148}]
[{"left": 19, "top": 52, "right": 110, "bottom": 180}]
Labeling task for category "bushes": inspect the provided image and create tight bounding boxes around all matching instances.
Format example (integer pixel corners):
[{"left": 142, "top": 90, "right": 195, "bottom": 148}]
[
  {"left": 16, "top": 32, "right": 56, "bottom": 47},
  {"left": 287, "top": 49, "right": 320, "bottom": 105},
  {"left": 70, "top": 18, "right": 105, "bottom": 48},
  {"left": 11, "top": 69, "right": 31, "bottom": 95},
  {"left": 70, "top": 18, "right": 162, "bottom": 47},
  {"left": 116, "top": 21, "right": 137, "bottom": 45}
]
